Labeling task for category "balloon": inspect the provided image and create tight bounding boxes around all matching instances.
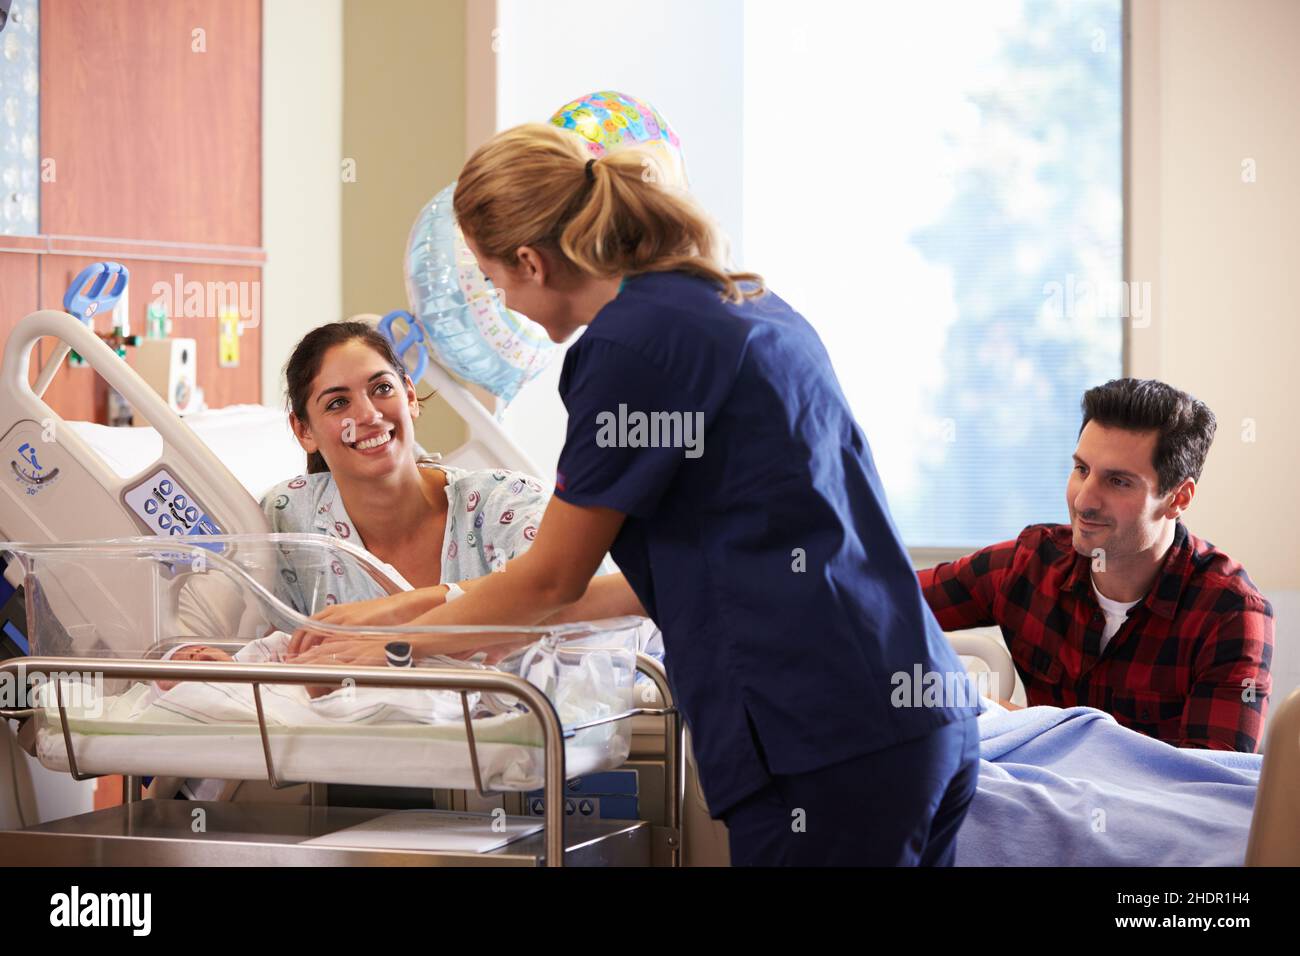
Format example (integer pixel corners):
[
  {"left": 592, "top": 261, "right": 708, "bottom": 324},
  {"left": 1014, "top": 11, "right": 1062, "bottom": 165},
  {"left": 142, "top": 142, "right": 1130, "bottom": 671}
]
[
  {"left": 402, "top": 92, "right": 684, "bottom": 404},
  {"left": 403, "top": 183, "right": 555, "bottom": 405},
  {"left": 550, "top": 90, "right": 687, "bottom": 187}
]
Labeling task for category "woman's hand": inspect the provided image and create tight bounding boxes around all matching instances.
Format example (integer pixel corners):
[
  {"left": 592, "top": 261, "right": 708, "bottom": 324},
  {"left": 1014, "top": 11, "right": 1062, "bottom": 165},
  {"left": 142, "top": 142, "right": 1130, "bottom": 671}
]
[{"left": 287, "top": 587, "right": 450, "bottom": 656}]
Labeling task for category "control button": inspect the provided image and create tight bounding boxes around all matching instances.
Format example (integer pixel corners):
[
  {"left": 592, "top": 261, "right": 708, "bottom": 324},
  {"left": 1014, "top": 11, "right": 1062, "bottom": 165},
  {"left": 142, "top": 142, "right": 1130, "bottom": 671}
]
[
  {"left": 143, "top": 499, "right": 158, "bottom": 515},
  {"left": 159, "top": 479, "right": 173, "bottom": 495},
  {"left": 158, "top": 514, "right": 172, "bottom": 529},
  {"left": 184, "top": 506, "right": 198, "bottom": 522},
  {"left": 170, "top": 526, "right": 183, "bottom": 535},
  {"left": 175, "top": 494, "right": 187, "bottom": 509}
]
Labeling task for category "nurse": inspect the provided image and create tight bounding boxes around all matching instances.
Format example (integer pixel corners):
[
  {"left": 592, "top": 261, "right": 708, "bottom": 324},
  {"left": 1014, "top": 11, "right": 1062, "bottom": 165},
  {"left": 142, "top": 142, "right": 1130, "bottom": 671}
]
[{"left": 294, "top": 123, "right": 980, "bottom": 866}]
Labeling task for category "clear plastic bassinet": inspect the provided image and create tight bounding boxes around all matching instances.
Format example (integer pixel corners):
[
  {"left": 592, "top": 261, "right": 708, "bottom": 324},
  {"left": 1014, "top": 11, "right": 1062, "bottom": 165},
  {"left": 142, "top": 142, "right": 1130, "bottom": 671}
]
[{"left": 1, "top": 534, "right": 642, "bottom": 792}]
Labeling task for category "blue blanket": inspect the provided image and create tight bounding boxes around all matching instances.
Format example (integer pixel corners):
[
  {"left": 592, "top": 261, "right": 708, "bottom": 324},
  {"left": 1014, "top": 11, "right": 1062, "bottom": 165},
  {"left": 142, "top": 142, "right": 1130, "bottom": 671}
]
[{"left": 954, "top": 702, "right": 1261, "bottom": 866}]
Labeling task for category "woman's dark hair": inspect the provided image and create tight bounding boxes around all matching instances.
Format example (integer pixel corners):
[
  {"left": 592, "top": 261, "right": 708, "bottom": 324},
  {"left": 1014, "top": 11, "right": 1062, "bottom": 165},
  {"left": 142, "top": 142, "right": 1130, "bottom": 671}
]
[
  {"left": 284, "top": 321, "right": 412, "bottom": 474},
  {"left": 1080, "top": 378, "right": 1217, "bottom": 494}
]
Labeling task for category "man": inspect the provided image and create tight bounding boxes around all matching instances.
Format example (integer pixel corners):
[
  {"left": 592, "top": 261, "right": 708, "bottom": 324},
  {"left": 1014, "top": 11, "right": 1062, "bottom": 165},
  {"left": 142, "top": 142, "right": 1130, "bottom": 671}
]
[{"left": 919, "top": 379, "right": 1273, "bottom": 752}]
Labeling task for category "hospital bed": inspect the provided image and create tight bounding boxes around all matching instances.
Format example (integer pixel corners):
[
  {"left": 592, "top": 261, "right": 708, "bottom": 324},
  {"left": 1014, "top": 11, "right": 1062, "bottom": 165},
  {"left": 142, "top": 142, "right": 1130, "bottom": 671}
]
[
  {"left": 0, "top": 305, "right": 684, "bottom": 866},
  {"left": 956, "top": 631, "right": 1300, "bottom": 867}
]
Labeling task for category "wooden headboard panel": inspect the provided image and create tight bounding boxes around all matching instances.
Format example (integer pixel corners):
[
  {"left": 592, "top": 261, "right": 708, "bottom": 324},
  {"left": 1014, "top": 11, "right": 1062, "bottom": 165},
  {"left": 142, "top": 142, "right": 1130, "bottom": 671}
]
[{"left": 0, "top": 0, "right": 266, "bottom": 423}]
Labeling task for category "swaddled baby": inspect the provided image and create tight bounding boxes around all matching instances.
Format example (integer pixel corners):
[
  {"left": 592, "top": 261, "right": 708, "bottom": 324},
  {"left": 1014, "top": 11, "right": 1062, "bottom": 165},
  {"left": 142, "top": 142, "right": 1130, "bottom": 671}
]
[
  {"left": 130, "top": 631, "right": 632, "bottom": 800},
  {"left": 146, "top": 631, "right": 506, "bottom": 721},
  {"left": 145, "top": 632, "right": 630, "bottom": 727},
  {"left": 157, "top": 633, "right": 298, "bottom": 691},
  {"left": 146, "top": 632, "right": 543, "bottom": 801}
]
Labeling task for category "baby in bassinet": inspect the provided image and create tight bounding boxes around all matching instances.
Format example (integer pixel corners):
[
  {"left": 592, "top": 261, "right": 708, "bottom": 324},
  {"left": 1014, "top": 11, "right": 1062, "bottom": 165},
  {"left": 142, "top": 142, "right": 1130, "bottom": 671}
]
[
  {"left": 149, "top": 631, "right": 509, "bottom": 716},
  {"left": 157, "top": 633, "right": 298, "bottom": 691},
  {"left": 156, "top": 631, "right": 518, "bottom": 697}
]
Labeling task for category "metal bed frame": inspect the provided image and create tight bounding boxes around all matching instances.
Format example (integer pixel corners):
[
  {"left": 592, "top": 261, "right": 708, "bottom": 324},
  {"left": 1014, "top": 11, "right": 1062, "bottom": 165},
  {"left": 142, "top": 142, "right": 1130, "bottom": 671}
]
[{"left": 0, "top": 652, "right": 682, "bottom": 867}]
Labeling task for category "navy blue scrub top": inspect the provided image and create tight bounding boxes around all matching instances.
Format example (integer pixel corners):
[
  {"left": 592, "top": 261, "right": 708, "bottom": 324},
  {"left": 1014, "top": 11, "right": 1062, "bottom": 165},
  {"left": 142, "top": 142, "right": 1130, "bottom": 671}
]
[{"left": 554, "top": 271, "right": 977, "bottom": 814}]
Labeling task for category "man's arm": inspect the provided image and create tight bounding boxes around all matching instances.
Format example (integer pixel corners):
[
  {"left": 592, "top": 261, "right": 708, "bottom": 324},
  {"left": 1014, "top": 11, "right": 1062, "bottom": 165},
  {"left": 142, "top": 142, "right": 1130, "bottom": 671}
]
[
  {"left": 916, "top": 540, "right": 1017, "bottom": 631},
  {"left": 1177, "top": 606, "right": 1273, "bottom": 752}
]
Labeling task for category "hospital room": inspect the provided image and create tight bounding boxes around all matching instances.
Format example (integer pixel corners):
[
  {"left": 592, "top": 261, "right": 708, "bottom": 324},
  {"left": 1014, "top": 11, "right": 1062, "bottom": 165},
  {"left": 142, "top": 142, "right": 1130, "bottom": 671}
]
[{"left": 0, "top": 0, "right": 1295, "bottom": 924}]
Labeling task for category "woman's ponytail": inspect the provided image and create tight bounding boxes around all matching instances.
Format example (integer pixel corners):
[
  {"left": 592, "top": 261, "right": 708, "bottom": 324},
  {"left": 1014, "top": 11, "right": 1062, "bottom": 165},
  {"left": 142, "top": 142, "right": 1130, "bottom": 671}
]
[{"left": 454, "top": 123, "right": 765, "bottom": 304}]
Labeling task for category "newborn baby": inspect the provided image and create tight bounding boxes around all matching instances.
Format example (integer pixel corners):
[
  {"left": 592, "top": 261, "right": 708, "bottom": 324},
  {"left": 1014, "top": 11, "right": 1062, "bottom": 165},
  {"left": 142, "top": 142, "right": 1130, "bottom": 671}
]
[
  {"left": 151, "top": 633, "right": 497, "bottom": 801},
  {"left": 146, "top": 631, "right": 630, "bottom": 730},
  {"left": 157, "top": 632, "right": 501, "bottom": 698},
  {"left": 155, "top": 633, "right": 332, "bottom": 694}
]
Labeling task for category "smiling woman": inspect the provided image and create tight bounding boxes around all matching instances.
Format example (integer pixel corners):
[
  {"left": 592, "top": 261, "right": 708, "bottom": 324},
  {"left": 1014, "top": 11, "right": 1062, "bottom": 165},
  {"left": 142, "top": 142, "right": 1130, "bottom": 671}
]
[
  {"left": 266, "top": 320, "right": 548, "bottom": 603},
  {"left": 283, "top": 321, "right": 417, "bottom": 477},
  {"left": 263, "top": 320, "right": 643, "bottom": 636}
]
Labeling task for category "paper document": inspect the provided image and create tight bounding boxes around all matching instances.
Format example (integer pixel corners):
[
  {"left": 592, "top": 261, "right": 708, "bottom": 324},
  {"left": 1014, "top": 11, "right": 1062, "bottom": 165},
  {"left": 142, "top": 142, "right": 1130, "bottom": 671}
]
[{"left": 302, "top": 810, "right": 544, "bottom": 854}]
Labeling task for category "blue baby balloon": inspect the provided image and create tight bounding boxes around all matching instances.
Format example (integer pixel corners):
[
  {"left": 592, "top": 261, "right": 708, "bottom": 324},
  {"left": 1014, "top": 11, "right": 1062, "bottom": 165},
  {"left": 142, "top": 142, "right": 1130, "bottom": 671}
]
[{"left": 404, "top": 183, "right": 555, "bottom": 404}]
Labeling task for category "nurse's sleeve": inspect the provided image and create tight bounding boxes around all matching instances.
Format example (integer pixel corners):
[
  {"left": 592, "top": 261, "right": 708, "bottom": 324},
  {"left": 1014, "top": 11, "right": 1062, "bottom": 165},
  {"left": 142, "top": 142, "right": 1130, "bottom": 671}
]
[{"left": 554, "top": 339, "right": 704, "bottom": 519}]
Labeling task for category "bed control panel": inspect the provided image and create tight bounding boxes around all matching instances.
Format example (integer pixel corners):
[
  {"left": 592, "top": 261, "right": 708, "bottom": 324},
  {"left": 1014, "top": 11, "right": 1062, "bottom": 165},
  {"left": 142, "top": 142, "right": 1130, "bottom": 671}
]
[{"left": 123, "top": 468, "right": 222, "bottom": 537}]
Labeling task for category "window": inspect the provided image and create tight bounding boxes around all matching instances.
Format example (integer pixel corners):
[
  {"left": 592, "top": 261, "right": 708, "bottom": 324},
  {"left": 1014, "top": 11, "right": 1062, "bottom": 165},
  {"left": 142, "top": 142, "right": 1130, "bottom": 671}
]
[
  {"left": 743, "top": 0, "right": 1124, "bottom": 548},
  {"left": 0, "top": 0, "right": 39, "bottom": 236}
]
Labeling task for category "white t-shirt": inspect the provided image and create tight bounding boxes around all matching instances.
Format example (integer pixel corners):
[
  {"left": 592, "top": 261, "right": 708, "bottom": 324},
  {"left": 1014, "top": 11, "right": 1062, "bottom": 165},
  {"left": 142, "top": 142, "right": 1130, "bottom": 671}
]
[{"left": 1091, "top": 575, "right": 1141, "bottom": 654}]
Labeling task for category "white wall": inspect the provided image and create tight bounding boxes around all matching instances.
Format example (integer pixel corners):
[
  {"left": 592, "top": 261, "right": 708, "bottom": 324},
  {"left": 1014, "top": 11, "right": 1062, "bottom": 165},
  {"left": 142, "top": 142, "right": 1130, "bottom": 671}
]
[
  {"left": 1128, "top": 0, "right": 1300, "bottom": 739},
  {"left": 490, "top": 0, "right": 745, "bottom": 478},
  {"left": 1129, "top": 0, "right": 1300, "bottom": 595},
  {"left": 261, "top": 0, "right": 344, "bottom": 409}
]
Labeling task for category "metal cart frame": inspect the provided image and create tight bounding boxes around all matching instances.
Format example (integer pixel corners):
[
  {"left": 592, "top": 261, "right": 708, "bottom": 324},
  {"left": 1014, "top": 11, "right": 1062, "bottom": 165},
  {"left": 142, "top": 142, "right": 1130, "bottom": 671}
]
[{"left": 1, "top": 653, "right": 682, "bottom": 867}]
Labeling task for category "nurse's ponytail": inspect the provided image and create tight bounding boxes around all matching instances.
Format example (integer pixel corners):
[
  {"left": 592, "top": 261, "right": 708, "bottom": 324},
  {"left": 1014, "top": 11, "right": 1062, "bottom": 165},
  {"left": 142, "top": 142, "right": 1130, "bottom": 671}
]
[{"left": 454, "top": 123, "right": 765, "bottom": 305}]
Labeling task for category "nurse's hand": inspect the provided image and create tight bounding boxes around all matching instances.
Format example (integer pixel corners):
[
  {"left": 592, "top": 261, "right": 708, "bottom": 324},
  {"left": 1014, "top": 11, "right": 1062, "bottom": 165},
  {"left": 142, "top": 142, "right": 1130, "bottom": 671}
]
[
  {"left": 288, "top": 636, "right": 391, "bottom": 667},
  {"left": 287, "top": 632, "right": 523, "bottom": 667},
  {"left": 288, "top": 587, "right": 452, "bottom": 656}
]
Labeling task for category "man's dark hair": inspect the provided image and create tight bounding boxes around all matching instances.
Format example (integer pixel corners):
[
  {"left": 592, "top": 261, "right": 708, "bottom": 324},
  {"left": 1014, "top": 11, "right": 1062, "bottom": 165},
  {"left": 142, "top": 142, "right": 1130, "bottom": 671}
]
[{"left": 1080, "top": 378, "right": 1217, "bottom": 494}]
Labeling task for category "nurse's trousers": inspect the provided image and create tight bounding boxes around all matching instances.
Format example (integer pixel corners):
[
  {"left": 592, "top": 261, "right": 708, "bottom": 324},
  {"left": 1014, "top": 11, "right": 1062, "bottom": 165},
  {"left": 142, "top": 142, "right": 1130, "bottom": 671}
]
[{"left": 721, "top": 715, "right": 980, "bottom": 866}]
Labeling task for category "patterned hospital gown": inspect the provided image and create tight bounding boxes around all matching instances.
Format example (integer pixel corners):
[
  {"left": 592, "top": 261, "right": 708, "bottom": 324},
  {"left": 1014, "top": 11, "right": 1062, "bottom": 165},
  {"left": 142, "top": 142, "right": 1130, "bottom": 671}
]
[{"left": 260, "top": 459, "right": 549, "bottom": 613}]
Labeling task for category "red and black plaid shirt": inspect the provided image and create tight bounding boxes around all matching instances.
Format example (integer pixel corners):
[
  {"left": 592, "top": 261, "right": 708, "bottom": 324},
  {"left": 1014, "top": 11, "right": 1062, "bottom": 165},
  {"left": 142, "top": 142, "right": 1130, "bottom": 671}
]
[{"left": 918, "top": 522, "right": 1273, "bottom": 752}]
